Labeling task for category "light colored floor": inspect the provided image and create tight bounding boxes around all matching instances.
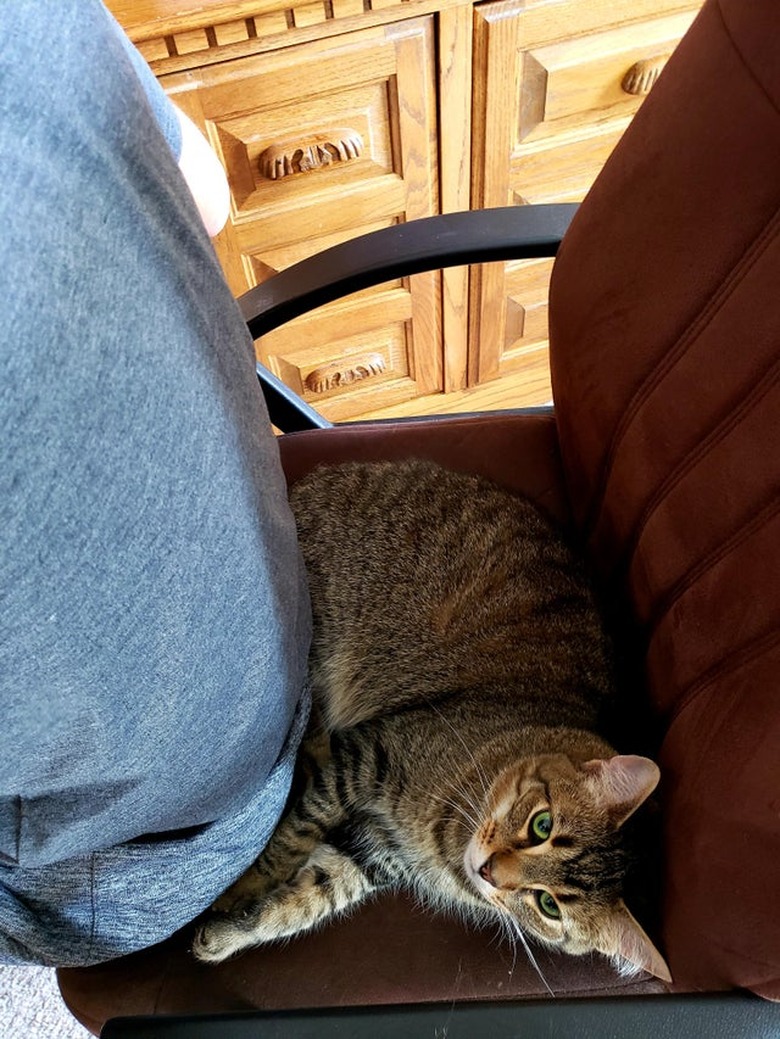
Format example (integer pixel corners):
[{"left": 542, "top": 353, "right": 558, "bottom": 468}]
[{"left": 0, "top": 966, "right": 91, "bottom": 1038}]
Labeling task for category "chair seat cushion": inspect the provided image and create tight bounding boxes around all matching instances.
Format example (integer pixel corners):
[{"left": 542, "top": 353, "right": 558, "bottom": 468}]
[{"left": 58, "top": 411, "right": 667, "bottom": 1035}]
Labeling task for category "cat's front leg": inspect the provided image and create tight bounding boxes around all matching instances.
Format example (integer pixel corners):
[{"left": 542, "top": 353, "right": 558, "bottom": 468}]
[
  {"left": 192, "top": 844, "right": 376, "bottom": 962},
  {"left": 210, "top": 754, "right": 350, "bottom": 914}
]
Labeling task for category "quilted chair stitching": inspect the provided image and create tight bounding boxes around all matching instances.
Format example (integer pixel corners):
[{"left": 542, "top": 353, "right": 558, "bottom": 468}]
[
  {"left": 664, "top": 625, "right": 780, "bottom": 727},
  {"left": 584, "top": 202, "right": 780, "bottom": 548},
  {"left": 642, "top": 491, "right": 780, "bottom": 643},
  {"left": 716, "top": 0, "right": 780, "bottom": 119},
  {"left": 612, "top": 352, "right": 780, "bottom": 586}
]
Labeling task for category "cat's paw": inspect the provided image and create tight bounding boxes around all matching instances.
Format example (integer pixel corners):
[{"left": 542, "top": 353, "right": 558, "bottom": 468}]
[
  {"left": 192, "top": 903, "right": 263, "bottom": 964},
  {"left": 192, "top": 888, "right": 303, "bottom": 963},
  {"left": 193, "top": 846, "right": 376, "bottom": 963}
]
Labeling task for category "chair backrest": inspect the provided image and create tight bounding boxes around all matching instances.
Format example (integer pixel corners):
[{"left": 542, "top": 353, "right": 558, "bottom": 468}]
[{"left": 548, "top": 0, "right": 780, "bottom": 999}]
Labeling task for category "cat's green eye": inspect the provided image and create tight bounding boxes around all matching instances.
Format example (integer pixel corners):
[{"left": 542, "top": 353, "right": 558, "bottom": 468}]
[
  {"left": 536, "top": 890, "right": 561, "bottom": 919},
  {"left": 529, "top": 809, "right": 553, "bottom": 844}
]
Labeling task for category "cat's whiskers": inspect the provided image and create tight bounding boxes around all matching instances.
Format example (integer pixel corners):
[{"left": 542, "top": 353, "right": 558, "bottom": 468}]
[
  {"left": 506, "top": 921, "right": 519, "bottom": 977},
  {"left": 404, "top": 768, "right": 486, "bottom": 838},
  {"left": 449, "top": 778, "right": 491, "bottom": 828},
  {"left": 488, "top": 911, "right": 516, "bottom": 964},
  {"left": 424, "top": 699, "right": 492, "bottom": 804},
  {"left": 502, "top": 912, "right": 555, "bottom": 998},
  {"left": 428, "top": 793, "right": 480, "bottom": 832}
]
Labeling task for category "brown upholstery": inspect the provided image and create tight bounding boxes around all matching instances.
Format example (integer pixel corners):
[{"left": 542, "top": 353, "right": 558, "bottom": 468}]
[
  {"left": 548, "top": 0, "right": 780, "bottom": 998},
  {"left": 59, "top": 0, "right": 779, "bottom": 1029}
]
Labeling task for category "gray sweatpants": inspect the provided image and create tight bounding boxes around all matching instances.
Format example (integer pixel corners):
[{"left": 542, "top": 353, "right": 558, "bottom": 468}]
[{"left": 0, "top": 1, "right": 311, "bottom": 965}]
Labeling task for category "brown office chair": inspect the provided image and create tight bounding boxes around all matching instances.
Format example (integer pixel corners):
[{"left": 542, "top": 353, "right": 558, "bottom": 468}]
[{"left": 58, "top": 0, "right": 780, "bottom": 1032}]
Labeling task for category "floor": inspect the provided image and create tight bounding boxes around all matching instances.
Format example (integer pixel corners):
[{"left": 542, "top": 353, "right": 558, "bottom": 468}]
[{"left": 0, "top": 965, "right": 91, "bottom": 1038}]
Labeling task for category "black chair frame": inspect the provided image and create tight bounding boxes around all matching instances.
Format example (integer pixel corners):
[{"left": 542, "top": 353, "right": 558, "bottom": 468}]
[{"left": 250, "top": 204, "right": 577, "bottom": 431}]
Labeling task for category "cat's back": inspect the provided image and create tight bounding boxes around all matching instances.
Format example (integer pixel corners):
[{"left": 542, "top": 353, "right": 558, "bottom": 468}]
[
  {"left": 290, "top": 460, "right": 612, "bottom": 729},
  {"left": 291, "top": 458, "right": 555, "bottom": 578}
]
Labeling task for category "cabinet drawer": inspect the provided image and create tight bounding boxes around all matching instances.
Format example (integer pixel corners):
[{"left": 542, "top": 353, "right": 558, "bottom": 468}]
[
  {"left": 517, "top": 10, "right": 698, "bottom": 146},
  {"left": 162, "top": 18, "right": 441, "bottom": 417},
  {"left": 512, "top": 9, "right": 698, "bottom": 203},
  {"left": 261, "top": 286, "right": 432, "bottom": 421}
]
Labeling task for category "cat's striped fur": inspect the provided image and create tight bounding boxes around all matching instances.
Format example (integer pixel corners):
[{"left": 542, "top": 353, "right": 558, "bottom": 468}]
[{"left": 193, "top": 460, "right": 669, "bottom": 982}]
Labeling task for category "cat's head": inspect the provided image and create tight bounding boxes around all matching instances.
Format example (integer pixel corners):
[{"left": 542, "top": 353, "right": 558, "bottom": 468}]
[{"left": 462, "top": 752, "right": 670, "bottom": 982}]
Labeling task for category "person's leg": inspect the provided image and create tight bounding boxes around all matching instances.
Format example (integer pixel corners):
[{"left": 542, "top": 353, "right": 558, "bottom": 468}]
[{"left": 0, "top": 0, "right": 311, "bottom": 965}]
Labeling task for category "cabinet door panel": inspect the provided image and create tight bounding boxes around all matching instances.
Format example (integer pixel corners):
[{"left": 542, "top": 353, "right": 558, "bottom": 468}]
[
  {"left": 163, "top": 18, "right": 441, "bottom": 419},
  {"left": 471, "top": 0, "right": 700, "bottom": 396}
]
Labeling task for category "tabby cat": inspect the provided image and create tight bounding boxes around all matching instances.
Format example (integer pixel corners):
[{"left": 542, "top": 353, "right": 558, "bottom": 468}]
[{"left": 193, "top": 459, "right": 670, "bottom": 983}]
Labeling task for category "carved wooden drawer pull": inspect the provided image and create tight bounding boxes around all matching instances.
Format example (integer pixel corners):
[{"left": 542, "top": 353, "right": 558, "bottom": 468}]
[
  {"left": 305, "top": 353, "right": 386, "bottom": 394},
  {"left": 259, "top": 129, "right": 364, "bottom": 180},
  {"left": 621, "top": 54, "right": 671, "bottom": 96}
]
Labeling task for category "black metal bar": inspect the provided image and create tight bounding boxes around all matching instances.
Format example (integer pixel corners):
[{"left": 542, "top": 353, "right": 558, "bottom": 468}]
[
  {"left": 240, "top": 205, "right": 578, "bottom": 340},
  {"left": 255, "top": 362, "right": 333, "bottom": 431},
  {"left": 102, "top": 993, "right": 779, "bottom": 1039}
]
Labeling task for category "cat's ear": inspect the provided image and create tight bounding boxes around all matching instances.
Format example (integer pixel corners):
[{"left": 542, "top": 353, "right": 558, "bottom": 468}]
[
  {"left": 581, "top": 755, "right": 660, "bottom": 827},
  {"left": 595, "top": 900, "right": 672, "bottom": 983}
]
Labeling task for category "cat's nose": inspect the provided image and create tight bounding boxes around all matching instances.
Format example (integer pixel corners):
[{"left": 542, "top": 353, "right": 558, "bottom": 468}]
[{"left": 478, "top": 855, "right": 495, "bottom": 887}]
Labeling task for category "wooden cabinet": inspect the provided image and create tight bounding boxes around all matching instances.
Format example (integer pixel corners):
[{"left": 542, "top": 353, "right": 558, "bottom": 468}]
[{"left": 111, "top": 0, "right": 700, "bottom": 421}]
